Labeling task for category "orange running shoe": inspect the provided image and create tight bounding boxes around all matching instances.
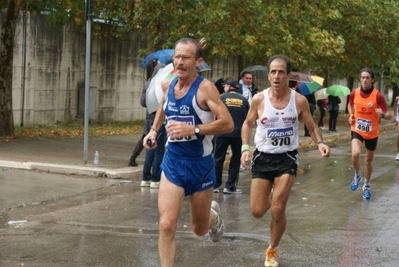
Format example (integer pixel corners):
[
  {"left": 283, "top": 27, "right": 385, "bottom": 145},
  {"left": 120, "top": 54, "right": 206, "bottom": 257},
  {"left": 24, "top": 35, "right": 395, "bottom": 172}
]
[{"left": 264, "top": 247, "right": 280, "bottom": 267}]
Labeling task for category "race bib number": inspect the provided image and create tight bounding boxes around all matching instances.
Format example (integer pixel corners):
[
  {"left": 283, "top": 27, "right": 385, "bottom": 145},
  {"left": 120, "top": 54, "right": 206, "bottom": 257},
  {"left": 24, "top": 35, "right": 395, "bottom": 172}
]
[
  {"left": 167, "top": 115, "right": 197, "bottom": 142},
  {"left": 355, "top": 118, "right": 372, "bottom": 132},
  {"left": 266, "top": 127, "right": 294, "bottom": 147}
]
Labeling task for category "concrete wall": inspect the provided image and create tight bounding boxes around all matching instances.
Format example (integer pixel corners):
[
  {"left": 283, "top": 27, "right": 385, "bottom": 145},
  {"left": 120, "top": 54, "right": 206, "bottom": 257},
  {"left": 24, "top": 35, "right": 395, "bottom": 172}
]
[
  {"left": 9, "top": 13, "right": 251, "bottom": 127},
  {"left": 11, "top": 13, "right": 155, "bottom": 126},
  {"left": 11, "top": 13, "right": 344, "bottom": 127}
]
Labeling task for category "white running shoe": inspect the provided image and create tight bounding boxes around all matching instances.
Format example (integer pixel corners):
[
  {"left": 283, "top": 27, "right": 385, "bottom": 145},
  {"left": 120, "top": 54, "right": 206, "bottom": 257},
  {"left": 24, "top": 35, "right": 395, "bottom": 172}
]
[
  {"left": 395, "top": 153, "right": 399, "bottom": 161},
  {"left": 150, "top": 182, "right": 159, "bottom": 188},
  {"left": 209, "top": 201, "right": 224, "bottom": 242},
  {"left": 223, "top": 188, "right": 242, "bottom": 194},
  {"left": 140, "top": 180, "right": 151, "bottom": 187}
]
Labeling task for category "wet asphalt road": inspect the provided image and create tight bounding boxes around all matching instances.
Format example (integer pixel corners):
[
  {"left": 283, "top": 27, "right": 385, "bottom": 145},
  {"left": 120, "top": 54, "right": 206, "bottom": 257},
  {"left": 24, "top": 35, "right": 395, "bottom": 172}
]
[{"left": 1, "top": 129, "right": 399, "bottom": 267}]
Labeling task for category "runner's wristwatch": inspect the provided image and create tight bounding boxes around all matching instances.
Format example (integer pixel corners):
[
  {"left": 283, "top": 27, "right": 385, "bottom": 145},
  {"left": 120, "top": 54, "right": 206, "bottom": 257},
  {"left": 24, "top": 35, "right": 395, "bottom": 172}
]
[{"left": 194, "top": 125, "right": 200, "bottom": 135}]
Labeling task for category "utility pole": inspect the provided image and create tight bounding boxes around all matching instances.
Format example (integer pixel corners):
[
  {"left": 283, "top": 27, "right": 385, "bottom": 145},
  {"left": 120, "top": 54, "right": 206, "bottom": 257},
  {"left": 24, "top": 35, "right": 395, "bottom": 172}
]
[{"left": 83, "top": 0, "right": 92, "bottom": 164}]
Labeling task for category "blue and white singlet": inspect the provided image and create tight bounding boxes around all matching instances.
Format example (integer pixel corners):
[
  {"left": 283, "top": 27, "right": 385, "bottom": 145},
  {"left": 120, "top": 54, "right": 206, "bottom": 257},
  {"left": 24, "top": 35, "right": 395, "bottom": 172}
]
[{"left": 163, "top": 76, "right": 215, "bottom": 157}]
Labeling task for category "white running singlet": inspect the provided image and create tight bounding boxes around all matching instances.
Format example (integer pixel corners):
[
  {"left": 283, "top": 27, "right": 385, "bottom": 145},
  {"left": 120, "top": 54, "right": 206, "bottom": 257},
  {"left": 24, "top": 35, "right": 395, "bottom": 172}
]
[{"left": 254, "top": 88, "right": 299, "bottom": 154}]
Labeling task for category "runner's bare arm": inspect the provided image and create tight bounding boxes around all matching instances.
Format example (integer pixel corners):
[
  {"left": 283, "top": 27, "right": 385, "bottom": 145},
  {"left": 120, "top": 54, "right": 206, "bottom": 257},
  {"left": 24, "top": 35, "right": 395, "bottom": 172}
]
[
  {"left": 240, "top": 92, "right": 263, "bottom": 168},
  {"left": 143, "top": 79, "right": 170, "bottom": 149}
]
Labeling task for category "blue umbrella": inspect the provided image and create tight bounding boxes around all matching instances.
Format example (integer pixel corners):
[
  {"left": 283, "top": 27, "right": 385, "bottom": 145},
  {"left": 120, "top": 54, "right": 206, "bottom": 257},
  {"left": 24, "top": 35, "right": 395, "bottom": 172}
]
[
  {"left": 297, "top": 81, "right": 322, "bottom": 96},
  {"left": 141, "top": 49, "right": 174, "bottom": 68},
  {"left": 142, "top": 49, "right": 212, "bottom": 71}
]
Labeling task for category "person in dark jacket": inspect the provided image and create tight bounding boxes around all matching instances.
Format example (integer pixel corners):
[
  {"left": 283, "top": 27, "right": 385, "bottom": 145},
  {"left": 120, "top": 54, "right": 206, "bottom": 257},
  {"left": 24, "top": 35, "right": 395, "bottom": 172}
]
[
  {"left": 317, "top": 98, "right": 328, "bottom": 129},
  {"left": 327, "top": 95, "right": 341, "bottom": 132},
  {"left": 213, "top": 78, "right": 250, "bottom": 194},
  {"left": 304, "top": 93, "right": 316, "bottom": 136}
]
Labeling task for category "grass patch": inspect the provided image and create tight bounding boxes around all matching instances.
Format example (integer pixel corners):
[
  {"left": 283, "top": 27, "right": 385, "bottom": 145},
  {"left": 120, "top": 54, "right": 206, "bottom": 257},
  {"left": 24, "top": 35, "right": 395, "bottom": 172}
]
[{"left": 11, "top": 120, "right": 145, "bottom": 139}]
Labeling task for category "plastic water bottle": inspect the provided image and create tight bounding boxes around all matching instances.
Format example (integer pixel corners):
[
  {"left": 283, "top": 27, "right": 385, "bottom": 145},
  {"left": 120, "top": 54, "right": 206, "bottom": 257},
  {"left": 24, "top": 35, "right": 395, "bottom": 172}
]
[{"left": 94, "top": 151, "right": 99, "bottom": 167}]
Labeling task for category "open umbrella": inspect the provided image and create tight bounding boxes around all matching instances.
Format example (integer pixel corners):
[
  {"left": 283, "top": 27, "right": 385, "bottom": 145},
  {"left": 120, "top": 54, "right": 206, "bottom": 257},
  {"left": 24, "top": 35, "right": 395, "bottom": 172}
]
[
  {"left": 146, "top": 63, "right": 175, "bottom": 113},
  {"left": 290, "top": 71, "right": 312, "bottom": 82},
  {"left": 197, "top": 60, "right": 211, "bottom": 72},
  {"left": 142, "top": 48, "right": 212, "bottom": 71},
  {"left": 145, "top": 61, "right": 211, "bottom": 113},
  {"left": 297, "top": 81, "right": 322, "bottom": 96},
  {"left": 326, "top": 85, "right": 350, "bottom": 96},
  {"left": 311, "top": 75, "right": 325, "bottom": 86},
  {"left": 241, "top": 65, "right": 268, "bottom": 77},
  {"left": 315, "top": 88, "right": 328, "bottom": 101},
  {"left": 141, "top": 49, "right": 175, "bottom": 68}
]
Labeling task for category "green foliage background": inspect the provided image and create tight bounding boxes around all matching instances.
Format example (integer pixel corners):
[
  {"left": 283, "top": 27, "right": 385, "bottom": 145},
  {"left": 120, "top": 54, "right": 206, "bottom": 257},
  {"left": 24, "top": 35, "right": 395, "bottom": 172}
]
[
  {"left": 6, "top": 0, "right": 398, "bottom": 82},
  {"left": 1, "top": 0, "right": 399, "bottom": 136}
]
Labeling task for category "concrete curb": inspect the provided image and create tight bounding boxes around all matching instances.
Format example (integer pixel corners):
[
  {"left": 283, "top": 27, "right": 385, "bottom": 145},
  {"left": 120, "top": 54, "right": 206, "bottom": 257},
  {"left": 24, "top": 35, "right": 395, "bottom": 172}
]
[{"left": 0, "top": 160, "right": 142, "bottom": 180}]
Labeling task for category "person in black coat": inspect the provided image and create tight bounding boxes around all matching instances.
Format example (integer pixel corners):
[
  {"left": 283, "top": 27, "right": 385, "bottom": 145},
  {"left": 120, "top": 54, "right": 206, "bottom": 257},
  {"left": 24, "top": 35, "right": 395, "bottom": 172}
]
[
  {"left": 213, "top": 78, "right": 250, "bottom": 194},
  {"left": 328, "top": 95, "right": 341, "bottom": 132},
  {"left": 304, "top": 93, "right": 316, "bottom": 136}
]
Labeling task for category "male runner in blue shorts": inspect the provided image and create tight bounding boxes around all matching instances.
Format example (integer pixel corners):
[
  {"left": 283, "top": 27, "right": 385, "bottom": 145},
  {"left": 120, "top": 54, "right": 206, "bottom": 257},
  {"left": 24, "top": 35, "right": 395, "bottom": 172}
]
[
  {"left": 240, "top": 54, "right": 330, "bottom": 267},
  {"left": 143, "top": 37, "right": 233, "bottom": 267}
]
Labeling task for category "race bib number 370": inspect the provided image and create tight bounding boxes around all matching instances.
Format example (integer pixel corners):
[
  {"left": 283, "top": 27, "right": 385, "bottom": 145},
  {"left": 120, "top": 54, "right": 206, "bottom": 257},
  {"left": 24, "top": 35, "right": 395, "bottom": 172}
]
[{"left": 266, "top": 127, "right": 294, "bottom": 146}]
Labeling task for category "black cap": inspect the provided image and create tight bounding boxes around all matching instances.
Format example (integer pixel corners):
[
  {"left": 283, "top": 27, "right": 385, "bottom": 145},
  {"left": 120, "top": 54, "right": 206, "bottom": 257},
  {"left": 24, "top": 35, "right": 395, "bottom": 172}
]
[{"left": 223, "top": 78, "right": 239, "bottom": 89}]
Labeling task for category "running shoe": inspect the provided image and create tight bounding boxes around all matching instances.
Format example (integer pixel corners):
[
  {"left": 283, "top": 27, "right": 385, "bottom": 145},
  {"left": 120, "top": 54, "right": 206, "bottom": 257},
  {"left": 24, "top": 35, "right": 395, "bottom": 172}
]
[
  {"left": 213, "top": 188, "right": 219, "bottom": 193},
  {"left": 350, "top": 173, "right": 362, "bottom": 191},
  {"left": 395, "top": 153, "right": 399, "bottom": 161},
  {"left": 140, "top": 180, "right": 151, "bottom": 187},
  {"left": 223, "top": 188, "right": 242, "bottom": 194},
  {"left": 264, "top": 247, "right": 280, "bottom": 267},
  {"left": 363, "top": 185, "right": 372, "bottom": 199},
  {"left": 209, "top": 201, "right": 224, "bottom": 242},
  {"left": 150, "top": 182, "right": 159, "bottom": 188}
]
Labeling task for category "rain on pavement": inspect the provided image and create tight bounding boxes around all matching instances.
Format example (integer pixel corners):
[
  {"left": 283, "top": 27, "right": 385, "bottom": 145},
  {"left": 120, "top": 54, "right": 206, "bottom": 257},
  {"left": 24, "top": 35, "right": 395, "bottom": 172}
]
[{"left": 1, "top": 129, "right": 399, "bottom": 267}]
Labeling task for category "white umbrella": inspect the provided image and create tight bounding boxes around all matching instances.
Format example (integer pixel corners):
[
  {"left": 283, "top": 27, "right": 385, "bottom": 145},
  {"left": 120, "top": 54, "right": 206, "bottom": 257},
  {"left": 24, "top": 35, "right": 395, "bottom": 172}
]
[
  {"left": 315, "top": 88, "right": 328, "bottom": 101},
  {"left": 146, "top": 63, "right": 174, "bottom": 114},
  {"left": 240, "top": 65, "right": 267, "bottom": 77},
  {"left": 145, "top": 61, "right": 212, "bottom": 114}
]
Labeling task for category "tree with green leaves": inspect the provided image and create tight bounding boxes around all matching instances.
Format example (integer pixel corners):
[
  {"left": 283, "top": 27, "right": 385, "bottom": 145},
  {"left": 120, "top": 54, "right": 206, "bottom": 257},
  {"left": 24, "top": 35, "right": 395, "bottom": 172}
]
[{"left": 2, "top": 0, "right": 399, "bottom": 136}]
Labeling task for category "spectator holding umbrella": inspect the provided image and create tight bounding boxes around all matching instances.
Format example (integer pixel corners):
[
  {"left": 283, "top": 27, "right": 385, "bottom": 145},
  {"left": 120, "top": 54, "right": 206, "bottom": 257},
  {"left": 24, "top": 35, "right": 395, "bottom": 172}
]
[{"left": 304, "top": 93, "right": 316, "bottom": 136}]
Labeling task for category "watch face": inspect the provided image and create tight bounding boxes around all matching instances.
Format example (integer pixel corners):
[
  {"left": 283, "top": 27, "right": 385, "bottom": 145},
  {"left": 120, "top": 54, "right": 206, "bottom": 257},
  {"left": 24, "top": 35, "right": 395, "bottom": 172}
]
[{"left": 195, "top": 126, "right": 200, "bottom": 134}]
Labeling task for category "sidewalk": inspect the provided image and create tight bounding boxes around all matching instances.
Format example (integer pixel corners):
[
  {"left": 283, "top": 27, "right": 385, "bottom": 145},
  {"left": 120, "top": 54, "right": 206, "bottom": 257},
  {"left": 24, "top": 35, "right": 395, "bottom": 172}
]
[{"left": 0, "top": 119, "right": 395, "bottom": 180}]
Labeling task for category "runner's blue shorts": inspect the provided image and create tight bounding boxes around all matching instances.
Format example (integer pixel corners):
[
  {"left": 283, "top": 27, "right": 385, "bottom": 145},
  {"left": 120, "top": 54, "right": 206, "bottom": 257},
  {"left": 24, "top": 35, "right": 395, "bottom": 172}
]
[{"left": 160, "top": 151, "right": 215, "bottom": 196}]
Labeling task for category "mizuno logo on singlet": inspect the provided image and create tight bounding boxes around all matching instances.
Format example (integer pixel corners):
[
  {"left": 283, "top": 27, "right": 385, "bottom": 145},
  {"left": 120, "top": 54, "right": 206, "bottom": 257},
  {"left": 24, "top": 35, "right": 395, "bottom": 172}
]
[{"left": 267, "top": 127, "right": 294, "bottom": 138}]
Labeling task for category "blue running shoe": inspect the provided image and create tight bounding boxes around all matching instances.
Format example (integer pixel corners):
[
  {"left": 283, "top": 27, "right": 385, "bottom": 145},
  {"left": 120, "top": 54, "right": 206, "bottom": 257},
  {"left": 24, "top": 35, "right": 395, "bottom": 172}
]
[
  {"left": 363, "top": 185, "right": 372, "bottom": 199},
  {"left": 350, "top": 173, "right": 362, "bottom": 191}
]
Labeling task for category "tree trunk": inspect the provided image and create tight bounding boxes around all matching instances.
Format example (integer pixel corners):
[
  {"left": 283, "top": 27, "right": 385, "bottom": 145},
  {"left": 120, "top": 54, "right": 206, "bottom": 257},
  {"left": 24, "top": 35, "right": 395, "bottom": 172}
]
[
  {"left": 0, "top": 0, "right": 19, "bottom": 137},
  {"left": 344, "top": 76, "right": 355, "bottom": 114},
  {"left": 390, "top": 83, "right": 398, "bottom": 107}
]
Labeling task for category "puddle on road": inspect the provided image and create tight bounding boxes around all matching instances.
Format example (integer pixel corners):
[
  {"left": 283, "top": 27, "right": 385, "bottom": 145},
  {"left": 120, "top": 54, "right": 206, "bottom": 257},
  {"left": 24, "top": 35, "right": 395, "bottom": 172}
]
[{"left": 14, "top": 220, "right": 266, "bottom": 245}]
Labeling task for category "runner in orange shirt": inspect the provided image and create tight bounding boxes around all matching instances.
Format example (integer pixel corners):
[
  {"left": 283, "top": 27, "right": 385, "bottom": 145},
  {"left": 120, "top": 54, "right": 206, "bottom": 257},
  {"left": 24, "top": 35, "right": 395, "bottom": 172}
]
[{"left": 348, "top": 68, "right": 392, "bottom": 199}]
